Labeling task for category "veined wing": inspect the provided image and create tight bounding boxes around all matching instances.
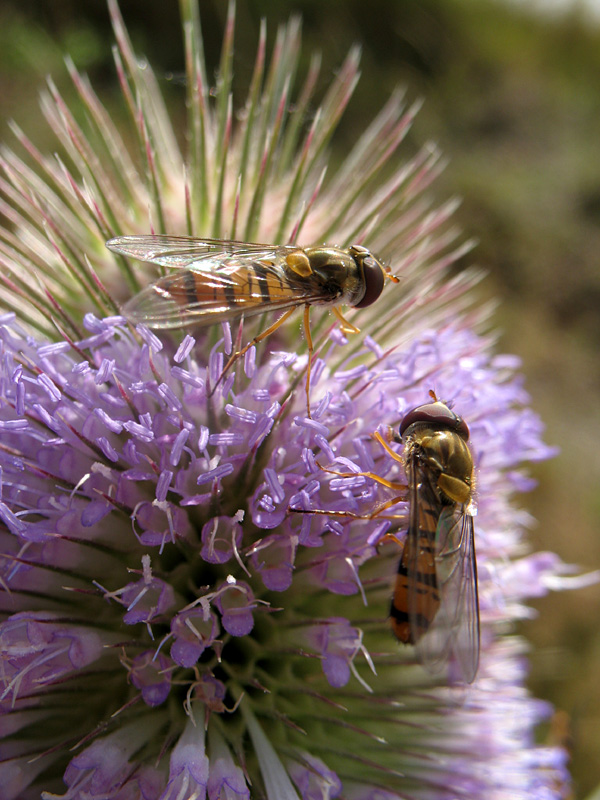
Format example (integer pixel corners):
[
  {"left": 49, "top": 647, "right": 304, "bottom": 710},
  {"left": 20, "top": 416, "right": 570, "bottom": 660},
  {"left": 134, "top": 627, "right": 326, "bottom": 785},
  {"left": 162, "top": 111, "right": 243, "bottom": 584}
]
[
  {"left": 106, "top": 235, "right": 289, "bottom": 269},
  {"left": 416, "top": 497, "right": 480, "bottom": 684},
  {"left": 109, "top": 236, "right": 333, "bottom": 329}
]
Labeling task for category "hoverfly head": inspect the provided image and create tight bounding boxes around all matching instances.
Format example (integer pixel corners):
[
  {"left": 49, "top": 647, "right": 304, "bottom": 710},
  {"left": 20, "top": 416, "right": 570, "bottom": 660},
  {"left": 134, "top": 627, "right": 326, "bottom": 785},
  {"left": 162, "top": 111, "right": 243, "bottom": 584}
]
[
  {"left": 349, "top": 245, "right": 397, "bottom": 308},
  {"left": 399, "top": 398, "right": 470, "bottom": 442}
]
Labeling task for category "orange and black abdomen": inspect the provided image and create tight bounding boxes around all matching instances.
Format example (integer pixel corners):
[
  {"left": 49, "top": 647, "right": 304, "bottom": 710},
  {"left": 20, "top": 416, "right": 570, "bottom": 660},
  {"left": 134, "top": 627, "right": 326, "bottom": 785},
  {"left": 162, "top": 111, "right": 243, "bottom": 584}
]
[
  {"left": 164, "top": 262, "right": 299, "bottom": 312},
  {"left": 390, "top": 500, "right": 441, "bottom": 644}
]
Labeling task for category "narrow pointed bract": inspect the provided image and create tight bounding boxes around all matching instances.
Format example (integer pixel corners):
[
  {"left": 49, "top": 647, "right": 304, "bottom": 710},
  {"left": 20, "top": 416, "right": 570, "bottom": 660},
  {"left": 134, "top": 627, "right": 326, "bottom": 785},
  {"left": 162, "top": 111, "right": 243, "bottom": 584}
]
[{"left": 0, "top": 3, "right": 587, "bottom": 799}]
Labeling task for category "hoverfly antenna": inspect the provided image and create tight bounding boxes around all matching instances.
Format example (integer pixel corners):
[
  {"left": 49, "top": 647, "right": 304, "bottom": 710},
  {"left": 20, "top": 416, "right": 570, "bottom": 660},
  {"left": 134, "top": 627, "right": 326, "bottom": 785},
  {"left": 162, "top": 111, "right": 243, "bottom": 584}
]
[{"left": 385, "top": 263, "right": 400, "bottom": 284}]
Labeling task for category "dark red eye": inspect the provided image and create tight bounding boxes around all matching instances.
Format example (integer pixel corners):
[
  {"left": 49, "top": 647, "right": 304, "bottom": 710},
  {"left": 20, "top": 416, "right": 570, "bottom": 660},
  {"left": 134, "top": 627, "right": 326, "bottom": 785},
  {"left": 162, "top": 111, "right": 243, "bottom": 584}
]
[
  {"left": 399, "top": 401, "right": 470, "bottom": 440},
  {"left": 353, "top": 255, "right": 385, "bottom": 309}
]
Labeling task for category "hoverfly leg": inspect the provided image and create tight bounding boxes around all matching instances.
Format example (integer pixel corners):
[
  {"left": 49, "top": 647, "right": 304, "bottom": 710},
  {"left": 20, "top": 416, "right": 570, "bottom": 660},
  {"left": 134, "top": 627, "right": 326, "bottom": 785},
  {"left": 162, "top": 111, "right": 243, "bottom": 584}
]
[
  {"left": 371, "top": 430, "right": 404, "bottom": 464},
  {"left": 209, "top": 306, "right": 298, "bottom": 396},
  {"left": 289, "top": 435, "right": 408, "bottom": 521},
  {"left": 288, "top": 501, "right": 405, "bottom": 521},
  {"left": 332, "top": 305, "right": 360, "bottom": 335},
  {"left": 288, "top": 507, "right": 363, "bottom": 519},
  {"left": 309, "top": 459, "right": 407, "bottom": 520},
  {"left": 381, "top": 531, "right": 404, "bottom": 546},
  {"left": 242, "top": 306, "right": 298, "bottom": 349},
  {"left": 302, "top": 304, "right": 313, "bottom": 419},
  {"left": 316, "top": 460, "right": 407, "bottom": 495},
  {"left": 305, "top": 307, "right": 359, "bottom": 418},
  {"left": 350, "top": 493, "right": 408, "bottom": 521}
]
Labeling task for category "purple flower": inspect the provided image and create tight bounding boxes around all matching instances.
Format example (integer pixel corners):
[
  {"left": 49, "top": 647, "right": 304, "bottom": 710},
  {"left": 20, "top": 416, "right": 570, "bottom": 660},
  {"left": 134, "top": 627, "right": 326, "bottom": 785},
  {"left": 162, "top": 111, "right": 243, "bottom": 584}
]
[
  {"left": 0, "top": 308, "right": 580, "bottom": 799},
  {"left": 0, "top": 3, "right": 590, "bottom": 799}
]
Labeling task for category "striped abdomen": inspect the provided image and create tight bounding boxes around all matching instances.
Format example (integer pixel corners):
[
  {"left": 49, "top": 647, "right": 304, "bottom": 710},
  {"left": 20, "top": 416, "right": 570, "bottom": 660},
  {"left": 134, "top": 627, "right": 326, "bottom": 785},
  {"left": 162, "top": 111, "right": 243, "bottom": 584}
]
[
  {"left": 162, "top": 261, "right": 299, "bottom": 315},
  {"left": 390, "top": 497, "right": 441, "bottom": 643}
]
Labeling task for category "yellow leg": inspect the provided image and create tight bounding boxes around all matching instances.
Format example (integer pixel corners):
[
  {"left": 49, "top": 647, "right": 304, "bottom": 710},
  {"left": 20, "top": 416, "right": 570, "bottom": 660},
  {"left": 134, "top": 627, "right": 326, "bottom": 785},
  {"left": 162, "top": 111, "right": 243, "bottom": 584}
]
[
  {"left": 381, "top": 531, "right": 404, "bottom": 546},
  {"left": 289, "top": 495, "right": 406, "bottom": 522},
  {"left": 332, "top": 306, "right": 360, "bottom": 334},
  {"left": 209, "top": 307, "right": 297, "bottom": 395},
  {"left": 372, "top": 431, "right": 404, "bottom": 465},
  {"left": 303, "top": 304, "right": 313, "bottom": 418},
  {"left": 316, "top": 460, "right": 407, "bottom": 494},
  {"left": 292, "top": 423, "right": 408, "bottom": 523}
]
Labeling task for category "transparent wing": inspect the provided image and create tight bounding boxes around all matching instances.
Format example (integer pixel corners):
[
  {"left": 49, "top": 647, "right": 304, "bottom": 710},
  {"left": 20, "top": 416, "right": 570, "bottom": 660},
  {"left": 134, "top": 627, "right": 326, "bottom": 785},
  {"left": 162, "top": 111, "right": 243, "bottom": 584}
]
[
  {"left": 415, "top": 499, "right": 480, "bottom": 684},
  {"left": 106, "top": 235, "right": 287, "bottom": 269},
  {"left": 108, "top": 236, "right": 333, "bottom": 329}
]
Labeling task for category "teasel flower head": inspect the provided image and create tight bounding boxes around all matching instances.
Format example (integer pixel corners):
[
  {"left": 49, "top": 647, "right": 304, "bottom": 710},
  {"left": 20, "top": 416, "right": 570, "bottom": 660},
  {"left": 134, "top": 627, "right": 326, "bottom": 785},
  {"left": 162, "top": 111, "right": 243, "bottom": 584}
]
[{"left": 0, "top": 2, "right": 591, "bottom": 799}]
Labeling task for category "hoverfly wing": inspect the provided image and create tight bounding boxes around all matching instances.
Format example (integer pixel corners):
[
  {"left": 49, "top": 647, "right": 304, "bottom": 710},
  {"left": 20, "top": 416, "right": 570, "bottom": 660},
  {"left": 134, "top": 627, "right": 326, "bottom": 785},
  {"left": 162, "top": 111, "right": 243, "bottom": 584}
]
[
  {"left": 417, "top": 504, "right": 480, "bottom": 683},
  {"left": 106, "top": 235, "right": 281, "bottom": 269},
  {"left": 439, "top": 506, "right": 480, "bottom": 683},
  {"left": 121, "top": 271, "right": 240, "bottom": 328}
]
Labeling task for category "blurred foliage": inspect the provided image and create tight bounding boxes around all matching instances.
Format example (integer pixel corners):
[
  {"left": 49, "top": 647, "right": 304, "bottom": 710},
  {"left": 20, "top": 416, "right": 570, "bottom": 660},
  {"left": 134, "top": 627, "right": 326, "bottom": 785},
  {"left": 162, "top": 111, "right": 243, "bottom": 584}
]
[{"left": 1, "top": 0, "right": 599, "bottom": 795}]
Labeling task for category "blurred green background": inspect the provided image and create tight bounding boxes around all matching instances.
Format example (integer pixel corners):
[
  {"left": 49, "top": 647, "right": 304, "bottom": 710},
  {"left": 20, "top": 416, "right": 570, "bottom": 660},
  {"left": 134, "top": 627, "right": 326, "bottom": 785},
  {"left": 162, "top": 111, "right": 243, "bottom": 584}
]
[{"left": 1, "top": 0, "right": 599, "bottom": 795}]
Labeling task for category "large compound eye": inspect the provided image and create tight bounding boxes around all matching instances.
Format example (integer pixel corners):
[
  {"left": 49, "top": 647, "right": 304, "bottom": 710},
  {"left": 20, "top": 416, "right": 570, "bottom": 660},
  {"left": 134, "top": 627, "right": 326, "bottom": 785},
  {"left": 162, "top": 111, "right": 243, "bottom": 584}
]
[
  {"left": 353, "top": 254, "right": 385, "bottom": 308},
  {"left": 399, "top": 401, "right": 470, "bottom": 440}
]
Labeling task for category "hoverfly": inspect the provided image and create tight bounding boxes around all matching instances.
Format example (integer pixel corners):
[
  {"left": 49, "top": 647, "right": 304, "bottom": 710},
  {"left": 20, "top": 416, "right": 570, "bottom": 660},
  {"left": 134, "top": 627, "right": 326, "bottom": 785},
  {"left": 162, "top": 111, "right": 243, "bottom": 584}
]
[
  {"left": 106, "top": 236, "right": 397, "bottom": 415},
  {"left": 295, "top": 392, "right": 480, "bottom": 683},
  {"left": 389, "top": 394, "right": 479, "bottom": 683}
]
